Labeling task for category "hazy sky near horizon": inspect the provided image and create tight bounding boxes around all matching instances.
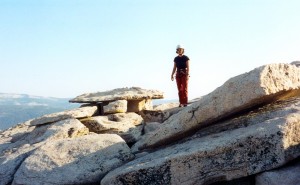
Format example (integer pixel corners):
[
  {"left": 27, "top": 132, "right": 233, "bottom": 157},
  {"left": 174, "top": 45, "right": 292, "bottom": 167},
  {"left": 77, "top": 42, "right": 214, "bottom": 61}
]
[{"left": 1, "top": 0, "right": 300, "bottom": 100}]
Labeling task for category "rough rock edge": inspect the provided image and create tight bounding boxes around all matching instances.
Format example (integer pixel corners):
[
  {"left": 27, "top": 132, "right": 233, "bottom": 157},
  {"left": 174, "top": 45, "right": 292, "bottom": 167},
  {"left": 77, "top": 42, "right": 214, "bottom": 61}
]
[{"left": 69, "top": 87, "right": 164, "bottom": 103}]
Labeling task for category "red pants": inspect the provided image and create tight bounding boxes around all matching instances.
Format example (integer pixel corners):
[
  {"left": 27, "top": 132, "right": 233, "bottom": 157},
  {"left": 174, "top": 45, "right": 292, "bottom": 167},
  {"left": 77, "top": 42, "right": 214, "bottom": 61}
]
[{"left": 176, "top": 74, "right": 188, "bottom": 105}]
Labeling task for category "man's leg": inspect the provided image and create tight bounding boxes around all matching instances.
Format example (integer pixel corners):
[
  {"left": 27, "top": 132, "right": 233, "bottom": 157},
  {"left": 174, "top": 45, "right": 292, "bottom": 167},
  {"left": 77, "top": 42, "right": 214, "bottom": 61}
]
[
  {"left": 176, "top": 76, "right": 184, "bottom": 105},
  {"left": 182, "top": 75, "right": 189, "bottom": 106}
]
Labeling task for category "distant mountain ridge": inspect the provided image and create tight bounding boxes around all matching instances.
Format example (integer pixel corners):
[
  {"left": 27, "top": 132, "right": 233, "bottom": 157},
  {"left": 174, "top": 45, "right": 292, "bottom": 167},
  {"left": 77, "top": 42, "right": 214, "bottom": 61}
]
[{"left": 0, "top": 93, "right": 79, "bottom": 130}]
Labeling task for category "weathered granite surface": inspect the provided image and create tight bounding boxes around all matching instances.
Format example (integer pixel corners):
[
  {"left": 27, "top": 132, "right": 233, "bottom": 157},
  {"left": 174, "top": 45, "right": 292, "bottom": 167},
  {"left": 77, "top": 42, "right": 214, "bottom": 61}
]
[
  {"left": 132, "top": 63, "right": 300, "bottom": 151},
  {"left": 103, "top": 100, "right": 127, "bottom": 113},
  {"left": 13, "top": 134, "right": 133, "bottom": 185},
  {"left": 80, "top": 113, "right": 144, "bottom": 143},
  {"left": 1, "top": 63, "right": 300, "bottom": 185},
  {"left": 255, "top": 159, "right": 300, "bottom": 185},
  {"left": 139, "top": 102, "right": 182, "bottom": 123},
  {"left": 29, "top": 106, "right": 98, "bottom": 126},
  {"left": 127, "top": 99, "right": 153, "bottom": 112},
  {"left": 69, "top": 87, "right": 164, "bottom": 103},
  {"left": 102, "top": 96, "right": 300, "bottom": 185},
  {"left": 0, "top": 119, "right": 88, "bottom": 185}
]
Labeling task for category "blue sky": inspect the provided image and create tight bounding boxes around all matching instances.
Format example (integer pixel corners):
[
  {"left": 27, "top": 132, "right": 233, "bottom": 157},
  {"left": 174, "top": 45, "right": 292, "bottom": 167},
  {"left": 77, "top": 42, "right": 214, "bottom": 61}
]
[{"left": 1, "top": 0, "right": 300, "bottom": 100}]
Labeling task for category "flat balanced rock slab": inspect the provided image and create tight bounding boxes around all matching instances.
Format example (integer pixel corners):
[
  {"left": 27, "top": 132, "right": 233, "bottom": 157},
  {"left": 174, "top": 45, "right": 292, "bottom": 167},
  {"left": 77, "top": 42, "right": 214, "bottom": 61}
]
[{"left": 69, "top": 87, "right": 164, "bottom": 103}]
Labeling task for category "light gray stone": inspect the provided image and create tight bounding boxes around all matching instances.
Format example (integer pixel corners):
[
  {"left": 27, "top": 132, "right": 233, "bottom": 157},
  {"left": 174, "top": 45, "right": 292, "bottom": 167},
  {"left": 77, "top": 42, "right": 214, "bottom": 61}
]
[
  {"left": 255, "top": 159, "right": 300, "bottom": 185},
  {"left": 13, "top": 134, "right": 134, "bottom": 185},
  {"left": 29, "top": 106, "right": 98, "bottom": 126},
  {"left": 103, "top": 100, "right": 127, "bottom": 114},
  {"left": 127, "top": 99, "right": 153, "bottom": 112},
  {"left": 80, "top": 113, "right": 143, "bottom": 143},
  {"left": 139, "top": 102, "right": 183, "bottom": 123},
  {"left": 132, "top": 63, "right": 300, "bottom": 151},
  {"left": 182, "top": 96, "right": 300, "bottom": 143},
  {"left": 139, "top": 105, "right": 183, "bottom": 123},
  {"left": 139, "top": 110, "right": 170, "bottom": 123},
  {"left": 69, "top": 87, "right": 164, "bottom": 103},
  {"left": 144, "top": 122, "right": 161, "bottom": 134},
  {"left": 0, "top": 119, "right": 88, "bottom": 185},
  {"left": 31, "top": 118, "right": 89, "bottom": 143},
  {"left": 0, "top": 143, "right": 38, "bottom": 185},
  {"left": 188, "top": 97, "right": 203, "bottom": 104},
  {"left": 101, "top": 96, "right": 300, "bottom": 185},
  {"left": 153, "top": 102, "right": 179, "bottom": 111}
]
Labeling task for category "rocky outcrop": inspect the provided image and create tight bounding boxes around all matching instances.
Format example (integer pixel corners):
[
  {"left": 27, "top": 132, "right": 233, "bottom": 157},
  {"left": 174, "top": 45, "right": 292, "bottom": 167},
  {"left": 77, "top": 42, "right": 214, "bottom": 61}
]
[
  {"left": 69, "top": 87, "right": 164, "bottom": 113},
  {"left": 101, "top": 96, "right": 300, "bottom": 185},
  {"left": 80, "top": 113, "right": 144, "bottom": 144},
  {"left": 69, "top": 87, "right": 164, "bottom": 103},
  {"left": 1, "top": 63, "right": 300, "bottom": 185},
  {"left": 29, "top": 106, "right": 98, "bottom": 126},
  {"left": 12, "top": 134, "right": 133, "bottom": 185},
  {"left": 0, "top": 119, "right": 88, "bottom": 185},
  {"left": 132, "top": 63, "right": 300, "bottom": 151}
]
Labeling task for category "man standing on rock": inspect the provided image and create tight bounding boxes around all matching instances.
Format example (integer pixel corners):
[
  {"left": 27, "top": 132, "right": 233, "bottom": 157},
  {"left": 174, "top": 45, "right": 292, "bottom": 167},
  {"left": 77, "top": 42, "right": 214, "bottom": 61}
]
[{"left": 171, "top": 44, "right": 190, "bottom": 107}]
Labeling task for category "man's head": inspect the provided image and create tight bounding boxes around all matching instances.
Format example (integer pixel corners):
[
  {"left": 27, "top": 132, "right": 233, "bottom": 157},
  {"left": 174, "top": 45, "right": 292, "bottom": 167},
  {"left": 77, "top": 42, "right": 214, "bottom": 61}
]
[{"left": 176, "top": 44, "right": 184, "bottom": 55}]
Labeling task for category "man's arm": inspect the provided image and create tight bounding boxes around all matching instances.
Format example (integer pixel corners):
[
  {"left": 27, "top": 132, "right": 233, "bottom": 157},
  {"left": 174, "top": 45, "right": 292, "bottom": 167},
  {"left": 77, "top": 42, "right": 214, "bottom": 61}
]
[
  {"left": 186, "top": 60, "right": 190, "bottom": 77},
  {"left": 171, "top": 62, "right": 176, "bottom": 81}
]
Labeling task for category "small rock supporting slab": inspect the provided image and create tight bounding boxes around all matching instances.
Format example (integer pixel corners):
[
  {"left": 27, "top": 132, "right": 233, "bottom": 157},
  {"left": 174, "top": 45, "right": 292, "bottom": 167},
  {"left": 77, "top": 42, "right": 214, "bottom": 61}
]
[
  {"left": 127, "top": 99, "right": 153, "bottom": 112},
  {"left": 103, "top": 100, "right": 127, "bottom": 114}
]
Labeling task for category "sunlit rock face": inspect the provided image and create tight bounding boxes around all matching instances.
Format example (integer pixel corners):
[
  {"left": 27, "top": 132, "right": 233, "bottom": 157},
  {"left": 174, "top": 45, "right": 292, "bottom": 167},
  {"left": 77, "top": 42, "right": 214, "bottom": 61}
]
[
  {"left": 1, "top": 63, "right": 300, "bottom": 185},
  {"left": 69, "top": 87, "right": 164, "bottom": 103},
  {"left": 101, "top": 95, "right": 300, "bottom": 185},
  {"left": 12, "top": 134, "right": 133, "bottom": 185},
  {"left": 69, "top": 87, "right": 164, "bottom": 113},
  {"left": 132, "top": 63, "right": 300, "bottom": 151}
]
